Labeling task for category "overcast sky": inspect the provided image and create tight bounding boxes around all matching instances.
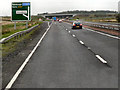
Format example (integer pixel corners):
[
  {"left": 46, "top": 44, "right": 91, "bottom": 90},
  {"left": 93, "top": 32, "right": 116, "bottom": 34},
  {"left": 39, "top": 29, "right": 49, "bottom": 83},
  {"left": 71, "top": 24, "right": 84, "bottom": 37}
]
[{"left": 0, "top": 0, "right": 120, "bottom": 16}]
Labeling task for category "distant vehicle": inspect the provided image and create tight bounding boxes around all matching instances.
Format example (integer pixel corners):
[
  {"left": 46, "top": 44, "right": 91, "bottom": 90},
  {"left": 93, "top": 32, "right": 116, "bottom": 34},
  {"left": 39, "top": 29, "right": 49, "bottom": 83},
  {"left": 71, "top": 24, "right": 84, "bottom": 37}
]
[
  {"left": 53, "top": 17, "right": 57, "bottom": 21},
  {"left": 66, "top": 17, "right": 69, "bottom": 20},
  {"left": 57, "top": 18, "right": 59, "bottom": 21},
  {"left": 72, "top": 21, "right": 82, "bottom": 29},
  {"left": 46, "top": 18, "right": 49, "bottom": 20},
  {"left": 59, "top": 19, "right": 62, "bottom": 23},
  {"left": 39, "top": 18, "right": 42, "bottom": 21}
]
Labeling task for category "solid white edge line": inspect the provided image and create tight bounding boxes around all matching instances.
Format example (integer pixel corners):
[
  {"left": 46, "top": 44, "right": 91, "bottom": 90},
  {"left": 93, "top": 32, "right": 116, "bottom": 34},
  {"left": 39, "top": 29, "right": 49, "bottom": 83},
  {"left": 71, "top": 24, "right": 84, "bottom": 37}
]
[
  {"left": 5, "top": 22, "right": 52, "bottom": 90},
  {"left": 64, "top": 22, "right": 120, "bottom": 40},
  {"left": 95, "top": 55, "right": 107, "bottom": 64},
  {"left": 64, "top": 22, "right": 109, "bottom": 64},
  {"left": 87, "top": 47, "right": 91, "bottom": 50},
  {"left": 79, "top": 41, "right": 84, "bottom": 44},
  {"left": 84, "top": 27, "right": 120, "bottom": 40}
]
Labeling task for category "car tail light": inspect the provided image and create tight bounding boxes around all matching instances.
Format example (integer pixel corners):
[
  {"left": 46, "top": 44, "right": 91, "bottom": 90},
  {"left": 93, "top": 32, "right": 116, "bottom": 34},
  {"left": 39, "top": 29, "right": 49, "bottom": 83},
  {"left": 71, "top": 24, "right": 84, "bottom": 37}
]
[
  {"left": 73, "top": 24, "right": 76, "bottom": 26},
  {"left": 80, "top": 24, "right": 82, "bottom": 26}
]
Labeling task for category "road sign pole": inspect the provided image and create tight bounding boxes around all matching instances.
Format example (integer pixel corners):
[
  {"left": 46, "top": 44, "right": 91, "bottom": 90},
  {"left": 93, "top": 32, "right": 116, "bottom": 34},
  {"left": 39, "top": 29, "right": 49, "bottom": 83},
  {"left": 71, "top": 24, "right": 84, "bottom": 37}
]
[
  {"left": 14, "top": 22, "right": 16, "bottom": 30},
  {"left": 26, "top": 21, "right": 28, "bottom": 28}
]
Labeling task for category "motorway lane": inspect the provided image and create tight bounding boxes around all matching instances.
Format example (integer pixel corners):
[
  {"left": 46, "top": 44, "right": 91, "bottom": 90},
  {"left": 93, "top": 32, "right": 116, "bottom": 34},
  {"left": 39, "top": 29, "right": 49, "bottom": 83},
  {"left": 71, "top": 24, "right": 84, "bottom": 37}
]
[
  {"left": 62, "top": 21, "right": 118, "bottom": 82},
  {"left": 12, "top": 21, "right": 118, "bottom": 88},
  {"left": 62, "top": 22, "right": 118, "bottom": 67}
]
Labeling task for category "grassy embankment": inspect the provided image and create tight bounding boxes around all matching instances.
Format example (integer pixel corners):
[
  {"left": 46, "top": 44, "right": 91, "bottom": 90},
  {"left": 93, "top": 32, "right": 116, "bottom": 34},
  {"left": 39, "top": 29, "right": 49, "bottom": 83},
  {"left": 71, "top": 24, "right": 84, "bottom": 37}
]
[
  {"left": 73, "top": 14, "right": 118, "bottom": 23},
  {"left": 2, "top": 17, "right": 43, "bottom": 39},
  {"left": 2, "top": 16, "right": 43, "bottom": 57}
]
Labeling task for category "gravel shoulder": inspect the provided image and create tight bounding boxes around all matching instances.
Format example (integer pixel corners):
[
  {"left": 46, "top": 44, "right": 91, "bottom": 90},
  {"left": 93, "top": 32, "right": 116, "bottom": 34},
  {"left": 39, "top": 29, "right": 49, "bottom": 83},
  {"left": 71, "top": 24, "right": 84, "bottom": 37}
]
[{"left": 2, "top": 21, "right": 49, "bottom": 88}]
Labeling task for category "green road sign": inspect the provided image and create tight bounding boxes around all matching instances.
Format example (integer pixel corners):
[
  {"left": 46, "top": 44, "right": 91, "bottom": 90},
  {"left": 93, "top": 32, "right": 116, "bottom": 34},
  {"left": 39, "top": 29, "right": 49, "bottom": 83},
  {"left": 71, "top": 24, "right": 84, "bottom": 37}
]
[{"left": 12, "top": 2, "right": 31, "bottom": 21}]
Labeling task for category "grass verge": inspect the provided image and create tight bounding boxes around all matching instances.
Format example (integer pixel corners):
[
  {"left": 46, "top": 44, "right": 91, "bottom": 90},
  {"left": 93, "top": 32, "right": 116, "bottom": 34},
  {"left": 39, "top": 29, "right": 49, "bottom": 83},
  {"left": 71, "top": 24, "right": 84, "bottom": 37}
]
[
  {"left": 1, "top": 21, "right": 43, "bottom": 39},
  {"left": 2, "top": 23, "right": 42, "bottom": 57},
  {"left": 72, "top": 16, "right": 119, "bottom": 23}
]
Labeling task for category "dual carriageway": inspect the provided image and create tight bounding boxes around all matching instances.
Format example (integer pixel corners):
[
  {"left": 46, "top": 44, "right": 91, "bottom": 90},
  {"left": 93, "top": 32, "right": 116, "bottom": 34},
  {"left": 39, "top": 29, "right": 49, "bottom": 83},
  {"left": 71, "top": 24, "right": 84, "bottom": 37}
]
[{"left": 5, "top": 20, "right": 119, "bottom": 88}]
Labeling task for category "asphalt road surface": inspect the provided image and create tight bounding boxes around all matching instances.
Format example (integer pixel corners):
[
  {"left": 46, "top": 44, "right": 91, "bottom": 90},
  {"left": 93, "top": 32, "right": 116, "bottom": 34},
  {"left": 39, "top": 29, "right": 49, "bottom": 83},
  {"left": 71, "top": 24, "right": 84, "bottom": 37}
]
[{"left": 11, "top": 21, "right": 118, "bottom": 88}]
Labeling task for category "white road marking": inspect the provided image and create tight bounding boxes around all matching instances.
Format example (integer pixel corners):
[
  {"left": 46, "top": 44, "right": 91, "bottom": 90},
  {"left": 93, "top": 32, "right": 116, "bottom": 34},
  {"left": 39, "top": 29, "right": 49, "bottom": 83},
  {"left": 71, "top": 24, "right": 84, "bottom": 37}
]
[
  {"left": 64, "top": 22, "right": 109, "bottom": 65},
  {"left": 95, "top": 55, "right": 107, "bottom": 64},
  {"left": 79, "top": 41, "right": 84, "bottom": 45},
  {"left": 64, "top": 22, "right": 120, "bottom": 40},
  {"left": 68, "top": 31, "right": 71, "bottom": 33},
  {"left": 48, "top": 22, "right": 49, "bottom": 26},
  {"left": 72, "top": 34, "right": 76, "bottom": 37},
  {"left": 5, "top": 22, "right": 52, "bottom": 89},
  {"left": 87, "top": 47, "right": 91, "bottom": 50},
  {"left": 84, "top": 27, "right": 120, "bottom": 40},
  {"left": 66, "top": 29, "right": 68, "bottom": 30}
]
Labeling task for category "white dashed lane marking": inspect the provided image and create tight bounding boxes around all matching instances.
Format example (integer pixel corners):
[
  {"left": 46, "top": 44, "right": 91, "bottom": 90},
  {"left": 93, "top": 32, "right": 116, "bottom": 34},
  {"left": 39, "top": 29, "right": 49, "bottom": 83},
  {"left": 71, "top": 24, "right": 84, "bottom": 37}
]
[
  {"left": 64, "top": 26, "right": 108, "bottom": 65},
  {"left": 72, "top": 34, "right": 76, "bottom": 37},
  {"left": 64, "top": 22, "right": 120, "bottom": 40},
  {"left": 95, "top": 55, "right": 107, "bottom": 64},
  {"left": 79, "top": 41, "right": 84, "bottom": 45}
]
